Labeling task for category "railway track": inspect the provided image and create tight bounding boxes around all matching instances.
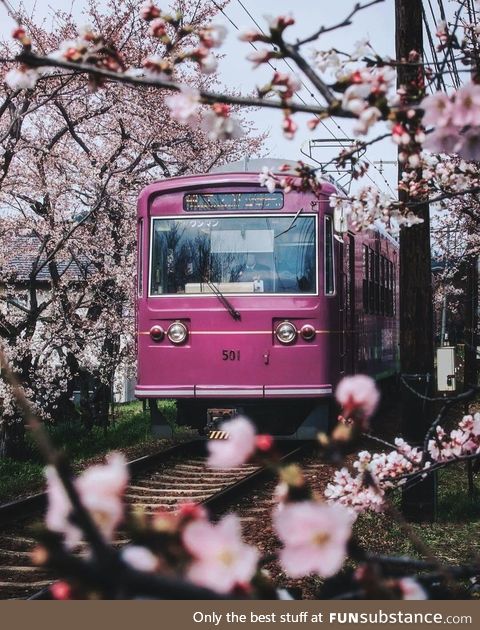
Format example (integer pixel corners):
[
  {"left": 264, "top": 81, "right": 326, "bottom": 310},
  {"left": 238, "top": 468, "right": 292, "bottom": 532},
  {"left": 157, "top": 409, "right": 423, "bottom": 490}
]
[{"left": 0, "top": 439, "right": 308, "bottom": 600}]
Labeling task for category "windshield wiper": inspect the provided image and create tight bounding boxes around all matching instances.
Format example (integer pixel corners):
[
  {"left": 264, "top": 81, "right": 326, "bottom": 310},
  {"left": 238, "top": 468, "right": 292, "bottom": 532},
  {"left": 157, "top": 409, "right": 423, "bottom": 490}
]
[
  {"left": 274, "top": 207, "right": 303, "bottom": 239},
  {"left": 203, "top": 277, "right": 241, "bottom": 321}
]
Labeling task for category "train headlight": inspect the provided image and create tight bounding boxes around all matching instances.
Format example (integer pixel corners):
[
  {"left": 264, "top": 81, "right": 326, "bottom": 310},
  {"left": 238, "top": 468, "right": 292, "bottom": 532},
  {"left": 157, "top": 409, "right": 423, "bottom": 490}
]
[
  {"left": 149, "top": 325, "right": 165, "bottom": 342},
  {"left": 275, "top": 321, "right": 297, "bottom": 345},
  {"left": 167, "top": 321, "right": 188, "bottom": 345},
  {"left": 300, "top": 324, "right": 316, "bottom": 341}
]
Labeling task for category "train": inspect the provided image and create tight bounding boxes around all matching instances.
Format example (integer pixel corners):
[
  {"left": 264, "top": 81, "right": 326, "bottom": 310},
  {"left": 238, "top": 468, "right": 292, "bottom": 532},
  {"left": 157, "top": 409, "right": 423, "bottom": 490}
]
[{"left": 135, "top": 159, "right": 399, "bottom": 437}]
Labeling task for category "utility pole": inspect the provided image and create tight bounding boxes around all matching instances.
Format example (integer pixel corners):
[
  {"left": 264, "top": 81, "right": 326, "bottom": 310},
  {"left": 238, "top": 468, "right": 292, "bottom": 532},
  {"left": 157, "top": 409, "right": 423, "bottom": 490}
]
[{"left": 395, "top": 0, "right": 437, "bottom": 521}]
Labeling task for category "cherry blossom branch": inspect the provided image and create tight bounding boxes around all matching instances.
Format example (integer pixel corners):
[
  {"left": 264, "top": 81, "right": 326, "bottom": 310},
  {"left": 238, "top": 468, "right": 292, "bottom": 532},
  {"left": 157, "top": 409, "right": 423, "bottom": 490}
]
[
  {"left": 293, "top": 0, "right": 386, "bottom": 48},
  {"left": 16, "top": 50, "right": 342, "bottom": 117}
]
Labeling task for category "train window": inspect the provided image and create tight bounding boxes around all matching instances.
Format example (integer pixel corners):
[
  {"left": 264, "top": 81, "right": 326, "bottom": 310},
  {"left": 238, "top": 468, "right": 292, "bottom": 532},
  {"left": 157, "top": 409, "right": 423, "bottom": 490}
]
[
  {"left": 380, "top": 256, "right": 385, "bottom": 315},
  {"left": 183, "top": 192, "right": 284, "bottom": 211},
  {"left": 368, "top": 248, "right": 375, "bottom": 312},
  {"left": 363, "top": 245, "right": 369, "bottom": 312},
  {"left": 149, "top": 214, "right": 317, "bottom": 295},
  {"left": 137, "top": 219, "right": 143, "bottom": 297},
  {"left": 324, "top": 215, "right": 335, "bottom": 295}
]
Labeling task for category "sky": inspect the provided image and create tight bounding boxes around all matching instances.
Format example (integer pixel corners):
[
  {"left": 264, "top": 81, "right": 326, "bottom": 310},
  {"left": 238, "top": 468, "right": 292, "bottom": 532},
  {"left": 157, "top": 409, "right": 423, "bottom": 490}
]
[{"left": 0, "top": 0, "right": 444, "bottom": 197}]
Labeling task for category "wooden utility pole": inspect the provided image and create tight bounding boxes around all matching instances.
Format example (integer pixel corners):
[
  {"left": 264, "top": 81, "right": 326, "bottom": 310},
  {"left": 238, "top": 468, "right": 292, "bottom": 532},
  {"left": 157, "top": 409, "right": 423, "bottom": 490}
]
[{"left": 395, "top": 0, "right": 437, "bottom": 521}]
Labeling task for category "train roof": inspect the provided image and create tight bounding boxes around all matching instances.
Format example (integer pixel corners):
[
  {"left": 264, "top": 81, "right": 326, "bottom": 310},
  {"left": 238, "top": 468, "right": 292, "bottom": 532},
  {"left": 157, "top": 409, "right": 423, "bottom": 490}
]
[{"left": 139, "top": 158, "right": 340, "bottom": 202}]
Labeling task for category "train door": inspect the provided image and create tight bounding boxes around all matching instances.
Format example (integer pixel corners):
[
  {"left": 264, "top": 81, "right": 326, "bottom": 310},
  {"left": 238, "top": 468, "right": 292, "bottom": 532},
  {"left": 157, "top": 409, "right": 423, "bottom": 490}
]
[{"left": 340, "top": 233, "right": 355, "bottom": 374}]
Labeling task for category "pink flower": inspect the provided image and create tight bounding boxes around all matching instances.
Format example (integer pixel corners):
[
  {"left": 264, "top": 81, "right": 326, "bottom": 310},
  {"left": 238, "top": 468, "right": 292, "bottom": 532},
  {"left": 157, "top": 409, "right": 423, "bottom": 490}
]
[
  {"left": 45, "top": 452, "right": 128, "bottom": 548},
  {"left": 121, "top": 545, "right": 160, "bottom": 572},
  {"left": 4, "top": 67, "right": 39, "bottom": 90},
  {"left": 455, "top": 127, "right": 480, "bottom": 161},
  {"left": 199, "top": 52, "right": 218, "bottom": 74},
  {"left": 423, "top": 125, "right": 460, "bottom": 154},
  {"left": 50, "top": 581, "right": 72, "bottom": 600},
  {"left": 335, "top": 375, "right": 380, "bottom": 421},
  {"left": 282, "top": 115, "right": 297, "bottom": 139},
  {"left": 266, "top": 15, "right": 295, "bottom": 32},
  {"left": 165, "top": 86, "right": 200, "bottom": 125},
  {"left": 149, "top": 18, "right": 167, "bottom": 38},
  {"left": 452, "top": 84, "right": 480, "bottom": 127},
  {"left": 207, "top": 416, "right": 256, "bottom": 468},
  {"left": 247, "top": 50, "right": 274, "bottom": 67},
  {"left": 182, "top": 514, "right": 259, "bottom": 593},
  {"left": 397, "top": 577, "right": 428, "bottom": 600},
  {"left": 258, "top": 166, "right": 277, "bottom": 193},
  {"left": 238, "top": 30, "right": 268, "bottom": 43},
  {"left": 271, "top": 72, "right": 301, "bottom": 99},
  {"left": 200, "top": 108, "right": 244, "bottom": 141},
  {"left": 420, "top": 92, "right": 453, "bottom": 127},
  {"left": 12, "top": 26, "right": 31, "bottom": 46},
  {"left": 199, "top": 24, "right": 227, "bottom": 49},
  {"left": 273, "top": 501, "right": 355, "bottom": 578},
  {"left": 353, "top": 106, "right": 381, "bottom": 136},
  {"left": 140, "top": 1, "right": 160, "bottom": 21}
]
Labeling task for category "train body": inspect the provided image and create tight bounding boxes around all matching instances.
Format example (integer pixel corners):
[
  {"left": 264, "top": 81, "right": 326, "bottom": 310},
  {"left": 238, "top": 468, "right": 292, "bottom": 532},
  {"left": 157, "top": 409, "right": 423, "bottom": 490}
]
[{"left": 135, "top": 163, "right": 399, "bottom": 436}]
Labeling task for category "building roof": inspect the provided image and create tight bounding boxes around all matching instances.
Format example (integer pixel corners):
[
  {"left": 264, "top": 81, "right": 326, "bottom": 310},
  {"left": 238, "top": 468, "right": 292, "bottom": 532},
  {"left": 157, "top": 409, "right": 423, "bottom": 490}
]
[{"left": 1, "top": 235, "right": 90, "bottom": 283}]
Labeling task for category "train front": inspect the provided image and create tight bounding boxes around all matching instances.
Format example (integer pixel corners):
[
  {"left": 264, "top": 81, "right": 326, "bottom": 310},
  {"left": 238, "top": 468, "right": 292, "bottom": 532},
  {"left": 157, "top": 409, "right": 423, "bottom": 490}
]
[{"left": 136, "top": 169, "right": 341, "bottom": 437}]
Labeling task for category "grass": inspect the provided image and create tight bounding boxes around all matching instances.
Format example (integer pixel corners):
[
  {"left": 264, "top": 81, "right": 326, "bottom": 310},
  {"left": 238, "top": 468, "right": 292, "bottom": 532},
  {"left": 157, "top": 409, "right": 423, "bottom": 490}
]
[
  {"left": 354, "top": 463, "right": 480, "bottom": 566},
  {"left": 0, "top": 400, "right": 193, "bottom": 503}
]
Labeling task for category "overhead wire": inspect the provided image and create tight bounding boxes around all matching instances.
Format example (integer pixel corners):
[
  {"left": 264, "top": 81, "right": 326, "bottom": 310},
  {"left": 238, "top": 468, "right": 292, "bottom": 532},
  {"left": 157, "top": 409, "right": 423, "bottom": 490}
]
[
  {"left": 429, "top": 0, "right": 462, "bottom": 88},
  {"left": 233, "top": 0, "right": 396, "bottom": 195}
]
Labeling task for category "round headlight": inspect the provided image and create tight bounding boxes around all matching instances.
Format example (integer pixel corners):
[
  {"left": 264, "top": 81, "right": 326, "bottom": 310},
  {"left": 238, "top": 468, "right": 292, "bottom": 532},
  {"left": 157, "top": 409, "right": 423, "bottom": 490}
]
[
  {"left": 167, "top": 321, "right": 188, "bottom": 345},
  {"left": 149, "top": 325, "right": 165, "bottom": 342},
  {"left": 300, "top": 324, "right": 316, "bottom": 341},
  {"left": 275, "top": 321, "right": 297, "bottom": 345}
]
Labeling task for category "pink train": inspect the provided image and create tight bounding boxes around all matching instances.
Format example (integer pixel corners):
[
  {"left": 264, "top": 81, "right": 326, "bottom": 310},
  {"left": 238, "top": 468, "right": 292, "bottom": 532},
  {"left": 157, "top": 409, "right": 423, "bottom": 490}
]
[{"left": 135, "top": 161, "right": 399, "bottom": 437}]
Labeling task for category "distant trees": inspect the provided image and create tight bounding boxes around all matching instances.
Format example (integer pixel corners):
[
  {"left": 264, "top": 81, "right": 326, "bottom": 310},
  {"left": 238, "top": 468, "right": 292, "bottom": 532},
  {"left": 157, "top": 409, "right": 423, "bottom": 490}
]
[{"left": 0, "top": 0, "right": 263, "bottom": 456}]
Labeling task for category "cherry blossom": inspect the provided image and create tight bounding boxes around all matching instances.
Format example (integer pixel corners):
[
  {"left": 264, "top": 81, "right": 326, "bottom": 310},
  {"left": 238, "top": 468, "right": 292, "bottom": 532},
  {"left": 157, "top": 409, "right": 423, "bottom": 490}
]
[
  {"left": 335, "top": 375, "right": 380, "bottom": 422},
  {"left": 420, "top": 92, "right": 453, "bottom": 127},
  {"left": 397, "top": 577, "right": 428, "bottom": 600},
  {"left": 258, "top": 166, "right": 278, "bottom": 193},
  {"left": 4, "top": 67, "right": 39, "bottom": 90},
  {"left": 200, "top": 105, "right": 244, "bottom": 141},
  {"left": 282, "top": 114, "right": 298, "bottom": 139},
  {"left": 139, "top": 1, "right": 161, "bottom": 21},
  {"left": 273, "top": 502, "right": 355, "bottom": 578},
  {"left": 148, "top": 18, "right": 168, "bottom": 38},
  {"left": 199, "top": 24, "right": 227, "bottom": 49},
  {"left": 182, "top": 514, "right": 259, "bottom": 593},
  {"left": 271, "top": 72, "right": 301, "bottom": 100},
  {"left": 265, "top": 15, "right": 295, "bottom": 32},
  {"left": 207, "top": 416, "right": 257, "bottom": 468},
  {"left": 121, "top": 546, "right": 160, "bottom": 572},
  {"left": 45, "top": 453, "right": 128, "bottom": 548},
  {"left": 427, "top": 414, "right": 480, "bottom": 462},
  {"left": 247, "top": 50, "right": 276, "bottom": 67},
  {"left": 451, "top": 84, "right": 480, "bottom": 127},
  {"left": 165, "top": 86, "right": 200, "bottom": 125}
]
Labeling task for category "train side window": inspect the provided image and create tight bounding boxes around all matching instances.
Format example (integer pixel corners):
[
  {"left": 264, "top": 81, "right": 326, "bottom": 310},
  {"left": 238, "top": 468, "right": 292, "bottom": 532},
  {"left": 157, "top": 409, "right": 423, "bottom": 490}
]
[
  {"left": 392, "top": 261, "right": 396, "bottom": 316},
  {"left": 380, "top": 256, "right": 385, "bottom": 315},
  {"left": 137, "top": 219, "right": 143, "bottom": 297},
  {"left": 374, "top": 251, "right": 380, "bottom": 314},
  {"left": 389, "top": 260, "right": 394, "bottom": 316},
  {"left": 324, "top": 215, "right": 335, "bottom": 295},
  {"left": 385, "top": 258, "right": 390, "bottom": 316},
  {"left": 369, "top": 248, "right": 375, "bottom": 312},
  {"left": 363, "top": 245, "right": 369, "bottom": 312}
]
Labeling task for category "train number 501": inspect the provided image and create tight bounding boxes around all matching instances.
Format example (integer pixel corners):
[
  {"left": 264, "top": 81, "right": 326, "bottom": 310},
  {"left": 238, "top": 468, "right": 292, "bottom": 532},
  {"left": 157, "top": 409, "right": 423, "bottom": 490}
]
[{"left": 222, "top": 350, "right": 240, "bottom": 361}]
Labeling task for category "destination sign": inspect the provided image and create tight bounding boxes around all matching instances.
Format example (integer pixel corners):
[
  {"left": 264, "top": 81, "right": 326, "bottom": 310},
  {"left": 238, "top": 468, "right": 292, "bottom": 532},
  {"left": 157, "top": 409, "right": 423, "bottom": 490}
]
[{"left": 183, "top": 192, "right": 284, "bottom": 211}]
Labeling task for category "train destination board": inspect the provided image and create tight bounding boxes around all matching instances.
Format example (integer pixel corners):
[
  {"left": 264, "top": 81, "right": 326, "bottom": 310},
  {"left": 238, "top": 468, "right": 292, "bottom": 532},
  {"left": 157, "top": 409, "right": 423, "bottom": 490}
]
[{"left": 183, "top": 191, "right": 284, "bottom": 211}]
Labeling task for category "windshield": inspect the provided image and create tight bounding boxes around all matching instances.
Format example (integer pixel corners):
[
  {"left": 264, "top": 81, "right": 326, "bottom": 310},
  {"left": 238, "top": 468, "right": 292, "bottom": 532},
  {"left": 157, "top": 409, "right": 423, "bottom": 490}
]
[{"left": 150, "top": 214, "right": 317, "bottom": 295}]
